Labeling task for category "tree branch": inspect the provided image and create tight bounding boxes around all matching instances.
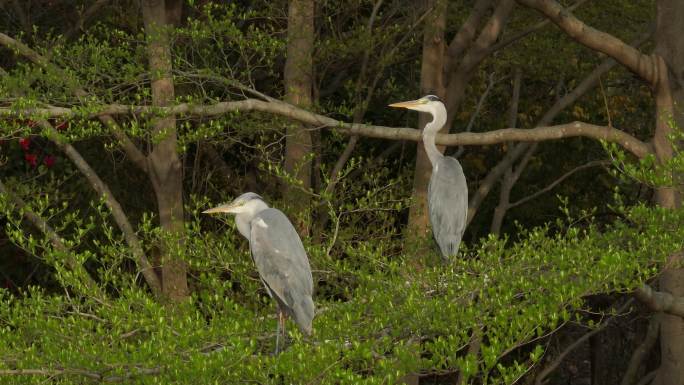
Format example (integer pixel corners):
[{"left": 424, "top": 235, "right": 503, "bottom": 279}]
[
  {"left": 635, "top": 284, "right": 684, "bottom": 318},
  {"left": 507, "top": 160, "right": 609, "bottom": 209},
  {"left": 620, "top": 314, "right": 660, "bottom": 385},
  {"left": 0, "top": 32, "right": 148, "bottom": 172},
  {"left": 1, "top": 100, "right": 653, "bottom": 159},
  {"left": 491, "top": 68, "right": 523, "bottom": 235},
  {"left": 535, "top": 299, "right": 634, "bottom": 385},
  {"left": 37, "top": 120, "right": 162, "bottom": 297},
  {"left": 485, "top": 0, "right": 590, "bottom": 56},
  {"left": 467, "top": 28, "right": 651, "bottom": 224},
  {"left": 515, "top": 0, "right": 657, "bottom": 84},
  {"left": 446, "top": 0, "right": 494, "bottom": 68},
  {"left": 458, "top": 0, "right": 517, "bottom": 75},
  {"left": 0, "top": 179, "right": 101, "bottom": 295}
]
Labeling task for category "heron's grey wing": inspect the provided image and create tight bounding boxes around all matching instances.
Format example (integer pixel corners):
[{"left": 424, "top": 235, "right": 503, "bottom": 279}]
[
  {"left": 249, "top": 208, "right": 314, "bottom": 334},
  {"left": 428, "top": 156, "right": 468, "bottom": 258}
]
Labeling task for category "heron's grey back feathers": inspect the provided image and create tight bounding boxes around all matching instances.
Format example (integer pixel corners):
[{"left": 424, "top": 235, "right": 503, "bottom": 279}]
[
  {"left": 428, "top": 156, "right": 468, "bottom": 258},
  {"left": 249, "top": 208, "right": 314, "bottom": 335}
]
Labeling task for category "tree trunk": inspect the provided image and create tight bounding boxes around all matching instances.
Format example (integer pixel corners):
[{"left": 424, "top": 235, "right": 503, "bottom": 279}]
[
  {"left": 407, "top": 0, "right": 448, "bottom": 244},
  {"left": 654, "top": 1, "right": 684, "bottom": 383},
  {"left": 283, "top": 0, "right": 314, "bottom": 235},
  {"left": 141, "top": 0, "right": 188, "bottom": 303}
]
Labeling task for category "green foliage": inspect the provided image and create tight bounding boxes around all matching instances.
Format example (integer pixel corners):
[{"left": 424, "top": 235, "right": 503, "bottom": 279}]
[
  {"left": 605, "top": 119, "right": 684, "bottom": 192},
  {"left": 0, "top": 197, "right": 680, "bottom": 384}
]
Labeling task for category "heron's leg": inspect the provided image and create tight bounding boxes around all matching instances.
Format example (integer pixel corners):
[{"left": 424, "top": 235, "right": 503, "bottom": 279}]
[{"left": 274, "top": 310, "right": 281, "bottom": 355}]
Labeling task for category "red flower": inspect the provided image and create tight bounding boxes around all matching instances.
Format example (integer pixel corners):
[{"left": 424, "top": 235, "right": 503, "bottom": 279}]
[
  {"left": 43, "top": 155, "right": 56, "bottom": 168},
  {"left": 24, "top": 153, "right": 38, "bottom": 167},
  {"left": 55, "top": 121, "right": 68, "bottom": 130},
  {"left": 18, "top": 137, "right": 30, "bottom": 151}
]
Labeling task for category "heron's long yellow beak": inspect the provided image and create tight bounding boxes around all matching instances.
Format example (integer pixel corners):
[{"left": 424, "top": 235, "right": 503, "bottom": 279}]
[
  {"left": 388, "top": 99, "right": 423, "bottom": 109},
  {"left": 202, "top": 203, "right": 236, "bottom": 214}
]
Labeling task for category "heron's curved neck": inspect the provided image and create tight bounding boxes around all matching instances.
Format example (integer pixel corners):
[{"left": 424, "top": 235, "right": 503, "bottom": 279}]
[
  {"left": 422, "top": 105, "right": 447, "bottom": 167},
  {"left": 234, "top": 200, "right": 269, "bottom": 239}
]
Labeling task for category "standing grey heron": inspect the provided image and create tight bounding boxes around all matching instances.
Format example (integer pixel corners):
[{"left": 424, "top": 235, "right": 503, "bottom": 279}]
[
  {"left": 389, "top": 95, "right": 468, "bottom": 259},
  {"left": 203, "top": 192, "right": 314, "bottom": 354}
]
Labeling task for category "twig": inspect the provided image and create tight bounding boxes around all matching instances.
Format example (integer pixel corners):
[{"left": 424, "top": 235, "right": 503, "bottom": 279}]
[
  {"left": 455, "top": 72, "right": 498, "bottom": 157},
  {"left": 534, "top": 299, "right": 634, "bottom": 385},
  {"left": 507, "top": 160, "right": 610, "bottom": 209}
]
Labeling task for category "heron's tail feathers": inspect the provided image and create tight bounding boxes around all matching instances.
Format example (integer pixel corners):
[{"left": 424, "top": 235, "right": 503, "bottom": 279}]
[{"left": 292, "top": 295, "right": 315, "bottom": 335}]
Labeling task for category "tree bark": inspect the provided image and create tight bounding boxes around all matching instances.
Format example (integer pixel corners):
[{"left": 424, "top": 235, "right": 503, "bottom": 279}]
[
  {"left": 283, "top": 0, "right": 314, "bottom": 235},
  {"left": 653, "top": 2, "right": 684, "bottom": 383},
  {"left": 407, "top": 0, "right": 448, "bottom": 240},
  {"left": 141, "top": 0, "right": 188, "bottom": 302}
]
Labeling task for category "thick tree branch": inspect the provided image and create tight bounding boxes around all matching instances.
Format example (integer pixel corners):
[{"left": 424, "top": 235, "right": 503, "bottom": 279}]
[
  {"left": 1, "top": 100, "right": 653, "bottom": 158},
  {"left": 485, "top": 0, "right": 590, "bottom": 56},
  {"left": 635, "top": 284, "right": 684, "bottom": 318},
  {"left": 516, "top": 0, "right": 657, "bottom": 84},
  {"left": 458, "top": 0, "right": 517, "bottom": 75},
  {"left": 446, "top": 0, "right": 494, "bottom": 68}
]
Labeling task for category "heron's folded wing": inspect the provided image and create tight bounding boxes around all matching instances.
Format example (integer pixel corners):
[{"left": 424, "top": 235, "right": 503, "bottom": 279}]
[
  {"left": 249, "top": 208, "right": 314, "bottom": 332},
  {"left": 428, "top": 156, "right": 469, "bottom": 257}
]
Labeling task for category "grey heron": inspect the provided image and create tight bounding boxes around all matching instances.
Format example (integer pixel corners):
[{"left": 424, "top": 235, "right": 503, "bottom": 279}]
[
  {"left": 389, "top": 95, "right": 468, "bottom": 259},
  {"left": 203, "top": 192, "right": 314, "bottom": 354}
]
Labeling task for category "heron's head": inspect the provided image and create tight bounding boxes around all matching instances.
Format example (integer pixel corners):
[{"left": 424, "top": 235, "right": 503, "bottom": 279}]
[
  {"left": 202, "top": 192, "right": 268, "bottom": 215},
  {"left": 389, "top": 94, "right": 444, "bottom": 114}
]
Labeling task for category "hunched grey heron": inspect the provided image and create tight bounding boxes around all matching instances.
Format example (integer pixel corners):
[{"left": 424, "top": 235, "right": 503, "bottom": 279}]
[
  {"left": 203, "top": 192, "right": 314, "bottom": 354},
  {"left": 389, "top": 95, "right": 468, "bottom": 259}
]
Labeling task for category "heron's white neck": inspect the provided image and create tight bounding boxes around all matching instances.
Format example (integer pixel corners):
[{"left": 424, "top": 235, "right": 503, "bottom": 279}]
[
  {"left": 234, "top": 200, "right": 269, "bottom": 239},
  {"left": 422, "top": 102, "right": 447, "bottom": 167}
]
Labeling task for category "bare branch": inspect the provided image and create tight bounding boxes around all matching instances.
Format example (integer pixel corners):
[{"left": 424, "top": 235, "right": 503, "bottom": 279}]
[
  {"left": 459, "top": 0, "right": 517, "bottom": 75},
  {"left": 446, "top": 0, "right": 494, "bottom": 65},
  {"left": 455, "top": 72, "right": 498, "bottom": 158},
  {"left": 486, "top": 0, "right": 590, "bottom": 55},
  {"left": 467, "top": 28, "right": 651, "bottom": 223},
  {"left": 535, "top": 299, "right": 634, "bottom": 385},
  {"left": 516, "top": 0, "right": 657, "bottom": 84},
  {"left": 491, "top": 68, "right": 523, "bottom": 235},
  {"left": 507, "top": 160, "right": 609, "bottom": 209},
  {"left": 635, "top": 284, "right": 684, "bottom": 318}
]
